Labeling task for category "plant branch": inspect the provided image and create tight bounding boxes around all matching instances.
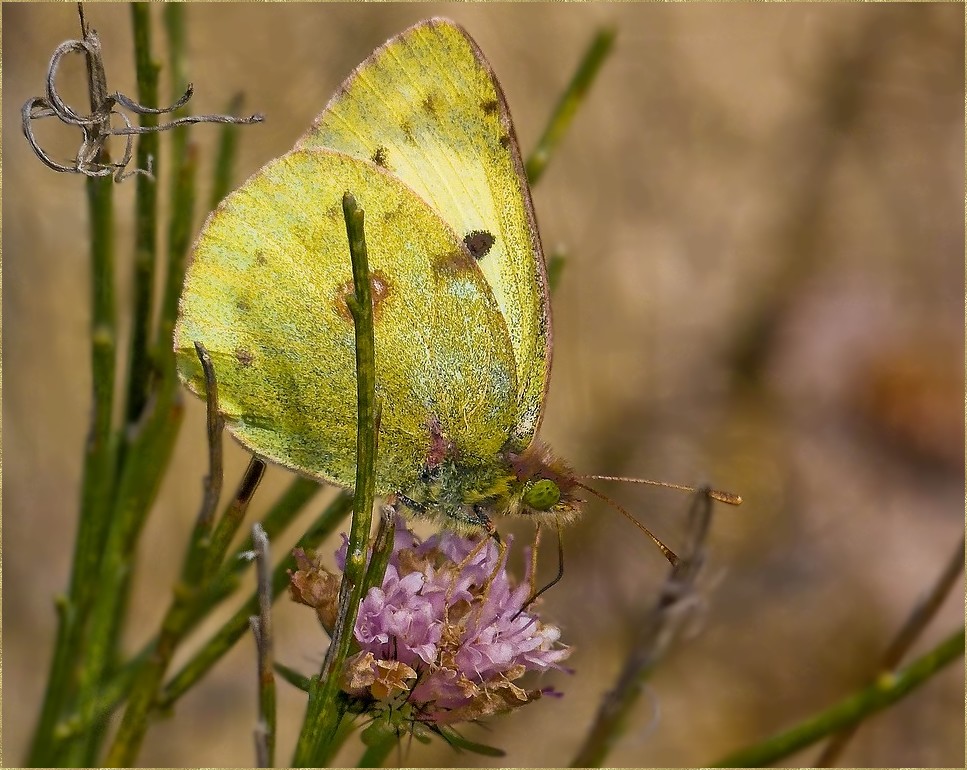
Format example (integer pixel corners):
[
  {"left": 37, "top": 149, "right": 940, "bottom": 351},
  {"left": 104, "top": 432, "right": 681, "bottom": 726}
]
[
  {"left": 122, "top": 2, "right": 160, "bottom": 428},
  {"left": 525, "top": 27, "right": 615, "bottom": 186},
  {"left": 712, "top": 627, "right": 964, "bottom": 767},
  {"left": 250, "top": 523, "right": 277, "bottom": 768},
  {"left": 571, "top": 489, "right": 715, "bottom": 767},
  {"left": 292, "top": 192, "right": 381, "bottom": 766},
  {"left": 816, "top": 534, "right": 965, "bottom": 766},
  {"left": 158, "top": 492, "right": 354, "bottom": 709},
  {"left": 103, "top": 342, "right": 228, "bottom": 767}
]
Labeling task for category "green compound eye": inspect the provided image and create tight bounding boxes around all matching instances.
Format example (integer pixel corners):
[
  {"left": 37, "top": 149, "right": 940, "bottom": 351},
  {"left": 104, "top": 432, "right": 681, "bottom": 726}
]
[{"left": 523, "top": 479, "right": 561, "bottom": 511}]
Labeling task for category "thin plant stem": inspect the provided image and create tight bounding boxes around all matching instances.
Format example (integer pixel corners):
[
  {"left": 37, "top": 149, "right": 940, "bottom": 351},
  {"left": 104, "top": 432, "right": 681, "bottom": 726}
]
[
  {"left": 69, "top": 8, "right": 180, "bottom": 764},
  {"left": 211, "top": 92, "right": 246, "bottom": 210},
  {"left": 29, "top": 180, "right": 117, "bottom": 767},
  {"left": 546, "top": 250, "right": 567, "bottom": 293},
  {"left": 251, "top": 523, "right": 277, "bottom": 768},
  {"left": 358, "top": 730, "right": 396, "bottom": 768},
  {"left": 202, "top": 457, "right": 267, "bottom": 579},
  {"left": 60, "top": 480, "right": 352, "bottom": 739},
  {"left": 69, "top": 389, "right": 184, "bottom": 766},
  {"left": 158, "top": 493, "right": 354, "bottom": 709},
  {"left": 104, "top": 343, "right": 232, "bottom": 766},
  {"left": 292, "top": 193, "right": 381, "bottom": 766},
  {"left": 362, "top": 506, "right": 396, "bottom": 596},
  {"left": 571, "top": 489, "right": 715, "bottom": 767},
  {"left": 155, "top": 2, "right": 196, "bottom": 372},
  {"left": 163, "top": 3, "right": 189, "bottom": 113},
  {"left": 275, "top": 662, "right": 312, "bottom": 693},
  {"left": 816, "top": 535, "right": 966, "bottom": 766},
  {"left": 27, "top": 9, "right": 120, "bottom": 763},
  {"left": 712, "top": 627, "right": 964, "bottom": 767},
  {"left": 195, "top": 342, "right": 225, "bottom": 532},
  {"left": 525, "top": 27, "right": 615, "bottom": 186},
  {"left": 225, "top": 476, "right": 322, "bottom": 568},
  {"left": 122, "top": 1, "right": 160, "bottom": 428},
  {"left": 57, "top": 483, "right": 337, "bottom": 743}
]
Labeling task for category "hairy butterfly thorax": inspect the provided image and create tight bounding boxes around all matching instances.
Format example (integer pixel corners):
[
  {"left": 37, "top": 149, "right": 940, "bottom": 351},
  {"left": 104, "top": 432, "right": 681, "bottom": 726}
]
[{"left": 392, "top": 433, "right": 584, "bottom": 534}]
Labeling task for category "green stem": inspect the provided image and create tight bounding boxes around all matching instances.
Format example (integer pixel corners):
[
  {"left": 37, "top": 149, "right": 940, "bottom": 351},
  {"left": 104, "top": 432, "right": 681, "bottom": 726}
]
[
  {"left": 293, "top": 193, "right": 380, "bottom": 766},
  {"left": 54, "top": 480, "right": 329, "bottom": 743},
  {"left": 211, "top": 92, "right": 246, "bottom": 211},
  {"left": 158, "top": 493, "right": 353, "bottom": 709},
  {"left": 70, "top": 9, "right": 157, "bottom": 765},
  {"left": 362, "top": 507, "right": 395, "bottom": 599},
  {"left": 68, "top": 393, "right": 183, "bottom": 766},
  {"left": 202, "top": 457, "right": 267, "bottom": 579},
  {"left": 155, "top": 2, "right": 195, "bottom": 364},
  {"left": 358, "top": 730, "right": 396, "bottom": 768},
  {"left": 28, "top": 169, "right": 117, "bottom": 767},
  {"left": 103, "top": 410, "right": 245, "bottom": 765},
  {"left": 122, "top": 2, "right": 160, "bottom": 430},
  {"left": 525, "top": 27, "right": 615, "bottom": 186},
  {"left": 571, "top": 490, "right": 714, "bottom": 767},
  {"left": 712, "top": 627, "right": 965, "bottom": 768},
  {"left": 192, "top": 473, "right": 320, "bottom": 623},
  {"left": 817, "top": 535, "right": 965, "bottom": 766}
]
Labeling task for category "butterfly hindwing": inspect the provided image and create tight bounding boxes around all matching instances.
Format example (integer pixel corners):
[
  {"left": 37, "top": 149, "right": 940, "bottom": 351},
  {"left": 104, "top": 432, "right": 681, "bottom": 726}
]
[
  {"left": 175, "top": 149, "right": 519, "bottom": 491},
  {"left": 297, "top": 18, "right": 551, "bottom": 449}
]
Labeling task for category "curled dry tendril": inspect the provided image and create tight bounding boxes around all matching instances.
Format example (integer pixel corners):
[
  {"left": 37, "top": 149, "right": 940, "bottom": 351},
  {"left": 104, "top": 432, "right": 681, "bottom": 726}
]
[{"left": 21, "top": 4, "right": 263, "bottom": 182}]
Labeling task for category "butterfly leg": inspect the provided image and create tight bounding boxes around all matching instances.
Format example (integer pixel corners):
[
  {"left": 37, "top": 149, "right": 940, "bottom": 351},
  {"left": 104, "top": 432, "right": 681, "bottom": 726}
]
[
  {"left": 516, "top": 526, "right": 565, "bottom": 616},
  {"left": 527, "top": 523, "right": 543, "bottom": 599}
]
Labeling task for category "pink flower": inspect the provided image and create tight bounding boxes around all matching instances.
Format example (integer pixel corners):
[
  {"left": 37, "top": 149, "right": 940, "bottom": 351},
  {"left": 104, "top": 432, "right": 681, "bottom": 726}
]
[{"left": 294, "top": 516, "right": 571, "bottom": 725}]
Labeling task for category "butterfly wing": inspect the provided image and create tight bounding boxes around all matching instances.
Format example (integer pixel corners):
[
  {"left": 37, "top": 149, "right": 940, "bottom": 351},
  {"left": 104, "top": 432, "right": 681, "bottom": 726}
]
[
  {"left": 296, "top": 18, "right": 551, "bottom": 450},
  {"left": 175, "top": 149, "right": 518, "bottom": 492}
]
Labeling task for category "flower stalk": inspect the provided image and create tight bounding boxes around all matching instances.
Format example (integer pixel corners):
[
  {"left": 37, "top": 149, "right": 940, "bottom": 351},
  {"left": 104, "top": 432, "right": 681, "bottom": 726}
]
[{"left": 292, "top": 192, "right": 382, "bottom": 766}]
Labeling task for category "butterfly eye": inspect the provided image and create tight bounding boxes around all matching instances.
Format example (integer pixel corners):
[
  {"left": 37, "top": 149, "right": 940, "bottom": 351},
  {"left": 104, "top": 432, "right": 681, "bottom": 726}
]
[{"left": 522, "top": 478, "right": 561, "bottom": 511}]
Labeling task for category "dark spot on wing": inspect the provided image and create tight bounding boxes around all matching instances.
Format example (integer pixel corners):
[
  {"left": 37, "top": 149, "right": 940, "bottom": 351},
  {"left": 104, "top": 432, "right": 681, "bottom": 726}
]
[
  {"left": 464, "top": 230, "right": 495, "bottom": 260},
  {"left": 254, "top": 250, "right": 268, "bottom": 266},
  {"left": 433, "top": 249, "right": 476, "bottom": 278},
  {"left": 481, "top": 99, "right": 499, "bottom": 115},
  {"left": 235, "top": 347, "right": 254, "bottom": 367},
  {"left": 334, "top": 270, "right": 392, "bottom": 322},
  {"left": 236, "top": 298, "right": 251, "bottom": 313},
  {"left": 421, "top": 94, "right": 437, "bottom": 115},
  {"left": 372, "top": 146, "right": 389, "bottom": 167},
  {"left": 400, "top": 120, "right": 416, "bottom": 144},
  {"left": 381, "top": 198, "right": 405, "bottom": 223},
  {"left": 499, "top": 134, "right": 511, "bottom": 149}
]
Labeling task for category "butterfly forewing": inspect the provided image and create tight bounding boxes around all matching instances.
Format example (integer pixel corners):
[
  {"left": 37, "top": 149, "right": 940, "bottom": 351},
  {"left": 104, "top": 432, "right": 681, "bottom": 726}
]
[{"left": 297, "top": 19, "right": 551, "bottom": 449}]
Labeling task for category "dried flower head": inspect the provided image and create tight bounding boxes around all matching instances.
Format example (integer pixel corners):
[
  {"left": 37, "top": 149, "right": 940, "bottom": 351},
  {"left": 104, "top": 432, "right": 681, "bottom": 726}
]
[{"left": 290, "top": 516, "right": 570, "bottom": 728}]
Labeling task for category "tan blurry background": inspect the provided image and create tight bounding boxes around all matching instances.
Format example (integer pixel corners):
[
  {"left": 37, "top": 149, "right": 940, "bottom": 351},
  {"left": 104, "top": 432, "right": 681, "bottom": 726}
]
[{"left": 2, "top": 2, "right": 964, "bottom": 767}]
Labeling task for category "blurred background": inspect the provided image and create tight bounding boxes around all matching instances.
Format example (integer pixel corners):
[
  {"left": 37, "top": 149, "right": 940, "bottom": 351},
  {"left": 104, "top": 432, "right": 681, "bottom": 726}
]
[{"left": 3, "top": 3, "right": 963, "bottom": 767}]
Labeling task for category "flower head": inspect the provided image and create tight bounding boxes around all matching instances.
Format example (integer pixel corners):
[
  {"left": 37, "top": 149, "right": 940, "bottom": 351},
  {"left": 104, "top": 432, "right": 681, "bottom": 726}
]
[{"left": 290, "top": 516, "right": 570, "bottom": 726}]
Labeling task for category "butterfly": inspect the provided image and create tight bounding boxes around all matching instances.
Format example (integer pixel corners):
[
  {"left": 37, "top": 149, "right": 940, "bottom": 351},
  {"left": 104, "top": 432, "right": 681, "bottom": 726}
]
[{"left": 175, "top": 19, "right": 736, "bottom": 548}]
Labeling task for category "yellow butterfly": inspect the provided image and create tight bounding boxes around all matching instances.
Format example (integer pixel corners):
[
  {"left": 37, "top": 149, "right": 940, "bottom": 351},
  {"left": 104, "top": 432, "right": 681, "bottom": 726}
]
[{"left": 175, "top": 19, "right": 734, "bottom": 545}]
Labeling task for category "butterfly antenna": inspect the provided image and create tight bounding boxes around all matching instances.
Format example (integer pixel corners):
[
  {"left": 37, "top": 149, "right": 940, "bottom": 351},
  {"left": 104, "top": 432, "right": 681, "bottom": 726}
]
[
  {"left": 581, "top": 475, "right": 743, "bottom": 506},
  {"left": 573, "top": 480, "right": 679, "bottom": 566}
]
